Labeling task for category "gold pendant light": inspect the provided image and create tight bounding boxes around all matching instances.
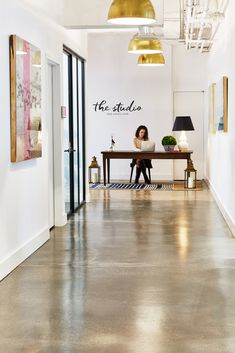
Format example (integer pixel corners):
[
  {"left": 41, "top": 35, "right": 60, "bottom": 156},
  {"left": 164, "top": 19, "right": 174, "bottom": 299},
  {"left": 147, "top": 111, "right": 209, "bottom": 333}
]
[
  {"left": 107, "top": 0, "right": 156, "bottom": 26},
  {"left": 128, "top": 27, "right": 162, "bottom": 54},
  {"left": 138, "top": 53, "right": 165, "bottom": 66},
  {"left": 128, "top": 34, "right": 162, "bottom": 54}
]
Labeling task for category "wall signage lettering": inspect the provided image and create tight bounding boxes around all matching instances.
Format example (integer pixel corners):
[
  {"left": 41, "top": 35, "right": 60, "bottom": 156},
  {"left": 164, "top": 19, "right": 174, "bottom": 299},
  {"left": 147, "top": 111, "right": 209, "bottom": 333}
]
[{"left": 93, "top": 100, "right": 143, "bottom": 115}]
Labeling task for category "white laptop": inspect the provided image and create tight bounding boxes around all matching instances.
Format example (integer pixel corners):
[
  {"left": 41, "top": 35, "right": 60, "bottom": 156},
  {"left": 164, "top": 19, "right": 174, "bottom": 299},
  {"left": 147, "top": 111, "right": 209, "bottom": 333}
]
[{"left": 141, "top": 140, "right": 155, "bottom": 152}]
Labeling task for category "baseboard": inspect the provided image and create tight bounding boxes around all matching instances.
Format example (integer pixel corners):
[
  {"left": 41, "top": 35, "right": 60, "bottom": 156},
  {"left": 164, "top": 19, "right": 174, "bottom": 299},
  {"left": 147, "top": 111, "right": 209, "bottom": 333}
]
[
  {"left": 205, "top": 177, "right": 235, "bottom": 237},
  {"left": 0, "top": 227, "right": 50, "bottom": 281}
]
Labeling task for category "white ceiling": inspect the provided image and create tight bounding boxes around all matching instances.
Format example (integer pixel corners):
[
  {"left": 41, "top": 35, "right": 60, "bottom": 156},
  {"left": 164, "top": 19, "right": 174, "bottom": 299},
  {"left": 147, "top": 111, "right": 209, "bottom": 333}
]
[
  {"left": 20, "top": 0, "right": 181, "bottom": 39},
  {"left": 64, "top": 0, "right": 165, "bottom": 28},
  {"left": 20, "top": 0, "right": 229, "bottom": 51},
  {"left": 21, "top": 0, "right": 64, "bottom": 24}
]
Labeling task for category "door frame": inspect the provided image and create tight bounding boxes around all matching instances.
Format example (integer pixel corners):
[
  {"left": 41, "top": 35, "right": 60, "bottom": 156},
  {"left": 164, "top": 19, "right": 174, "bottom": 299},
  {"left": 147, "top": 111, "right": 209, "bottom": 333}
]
[
  {"left": 63, "top": 46, "right": 86, "bottom": 216},
  {"left": 46, "top": 57, "right": 67, "bottom": 227}
]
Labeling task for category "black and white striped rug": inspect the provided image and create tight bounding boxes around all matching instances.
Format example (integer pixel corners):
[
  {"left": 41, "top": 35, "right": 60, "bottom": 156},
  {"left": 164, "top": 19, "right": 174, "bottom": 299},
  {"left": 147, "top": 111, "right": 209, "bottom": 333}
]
[{"left": 90, "top": 183, "right": 174, "bottom": 190}]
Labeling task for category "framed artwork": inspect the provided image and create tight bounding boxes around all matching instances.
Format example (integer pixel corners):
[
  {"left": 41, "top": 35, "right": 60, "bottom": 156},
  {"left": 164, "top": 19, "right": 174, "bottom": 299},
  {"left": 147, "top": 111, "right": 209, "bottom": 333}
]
[
  {"left": 209, "top": 82, "right": 216, "bottom": 134},
  {"left": 10, "top": 35, "right": 42, "bottom": 162},
  {"left": 214, "top": 76, "right": 228, "bottom": 132}
]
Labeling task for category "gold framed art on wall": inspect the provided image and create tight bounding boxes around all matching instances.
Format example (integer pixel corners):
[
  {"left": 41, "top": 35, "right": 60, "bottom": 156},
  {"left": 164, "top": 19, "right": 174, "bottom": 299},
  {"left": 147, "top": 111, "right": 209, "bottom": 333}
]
[
  {"left": 10, "top": 35, "right": 42, "bottom": 162},
  {"left": 214, "top": 76, "right": 228, "bottom": 133},
  {"left": 209, "top": 82, "right": 216, "bottom": 134}
]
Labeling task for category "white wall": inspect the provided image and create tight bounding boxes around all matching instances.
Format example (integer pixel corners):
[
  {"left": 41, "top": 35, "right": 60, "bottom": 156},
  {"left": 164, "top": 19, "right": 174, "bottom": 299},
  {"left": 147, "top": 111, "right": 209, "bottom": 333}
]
[
  {"left": 0, "top": 0, "right": 87, "bottom": 280},
  {"left": 87, "top": 32, "right": 173, "bottom": 181},
  {"left": 172, "top": 45, "right": 207, "bottom": 92},
  {"left": 87, "top": 33, "right": 207, "bottom": 182},
  {"left": 205, "top": 1, "right": 235, "bottom": 235},
  {"left": 172, "top": 45, "right": 207, "bottom": 179}
]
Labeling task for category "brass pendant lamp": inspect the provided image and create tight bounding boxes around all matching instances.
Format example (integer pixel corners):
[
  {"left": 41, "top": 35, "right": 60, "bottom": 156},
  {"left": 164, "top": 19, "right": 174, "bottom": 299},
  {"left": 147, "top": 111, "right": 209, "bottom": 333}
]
[
  {"left": 138, "top": 53, "right": 165, "bottom": 66},
  {"left": 128, "top": 27, "right": 162, "bottom": 54},
  {"left": 107, "top": 0, "right": 156, "bottom": 25}
]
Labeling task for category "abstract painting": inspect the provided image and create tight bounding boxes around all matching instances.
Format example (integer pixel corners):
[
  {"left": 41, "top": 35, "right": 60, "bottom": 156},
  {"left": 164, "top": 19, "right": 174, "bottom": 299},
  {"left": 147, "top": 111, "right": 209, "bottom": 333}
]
[
  {"left": 214, "top": 76, "right": 228, "bottom": 132},
  {"left": 10, "top": 35, "right": 42, "bottom": 162}
]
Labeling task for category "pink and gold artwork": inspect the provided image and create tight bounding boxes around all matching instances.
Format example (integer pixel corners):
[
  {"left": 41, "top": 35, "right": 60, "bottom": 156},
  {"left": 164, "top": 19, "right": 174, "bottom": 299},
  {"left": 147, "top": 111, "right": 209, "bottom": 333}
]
[{"left": 10, "top": 35, "right": 42, "bottom": 162}]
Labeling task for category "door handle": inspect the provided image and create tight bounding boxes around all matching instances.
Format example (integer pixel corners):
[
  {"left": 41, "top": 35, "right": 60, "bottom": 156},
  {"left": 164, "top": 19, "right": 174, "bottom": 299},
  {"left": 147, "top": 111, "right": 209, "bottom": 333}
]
[{"left": 64, "top": 148, "right": 76, "bottom": 153}]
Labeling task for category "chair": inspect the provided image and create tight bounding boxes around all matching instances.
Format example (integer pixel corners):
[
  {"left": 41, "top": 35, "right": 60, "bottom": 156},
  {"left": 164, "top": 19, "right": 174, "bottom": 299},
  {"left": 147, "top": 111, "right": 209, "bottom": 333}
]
[{"left": 129, "top": 159, "right": 152, "bottom": 183}]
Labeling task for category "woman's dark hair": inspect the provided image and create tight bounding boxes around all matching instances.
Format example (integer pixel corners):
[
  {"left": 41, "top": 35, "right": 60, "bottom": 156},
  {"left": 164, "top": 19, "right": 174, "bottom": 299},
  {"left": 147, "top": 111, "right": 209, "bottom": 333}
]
[{"left": 135, "top": 125, "right": 149, "bottom": 140}]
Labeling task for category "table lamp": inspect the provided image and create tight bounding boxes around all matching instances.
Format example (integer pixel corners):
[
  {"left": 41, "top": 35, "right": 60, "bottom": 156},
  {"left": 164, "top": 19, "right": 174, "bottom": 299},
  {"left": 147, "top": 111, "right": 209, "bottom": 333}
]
[{"left": 172, "top": 116, "right": 194, "bottom": 150}]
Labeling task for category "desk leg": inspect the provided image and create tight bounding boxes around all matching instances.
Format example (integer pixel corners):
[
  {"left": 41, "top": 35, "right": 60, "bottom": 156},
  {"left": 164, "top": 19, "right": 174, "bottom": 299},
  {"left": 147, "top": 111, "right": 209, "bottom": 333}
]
[
  {"left": 107, "top": 159, "right": 110, "bottom": 184},
  {"left": 103, "top": 155, "right": 106, "bottom": 186}
]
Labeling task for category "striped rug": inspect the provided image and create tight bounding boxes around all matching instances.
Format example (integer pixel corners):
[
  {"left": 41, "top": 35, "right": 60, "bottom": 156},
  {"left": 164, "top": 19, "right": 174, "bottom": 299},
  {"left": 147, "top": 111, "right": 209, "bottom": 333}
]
[{"left": 90, "top": 183, "right": 174, "bottom": 190}]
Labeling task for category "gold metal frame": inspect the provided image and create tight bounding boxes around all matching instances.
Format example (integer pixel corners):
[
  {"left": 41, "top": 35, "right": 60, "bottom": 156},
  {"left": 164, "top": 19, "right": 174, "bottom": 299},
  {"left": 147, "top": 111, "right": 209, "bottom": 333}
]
[
  {"left": 212, "top": 76, "right": 228, "bottom": 133},
  {"left": 223, "top": 76, "right": 228, "bottom": 132},
  {"left": 10, "top": 35, "right": 42, "bottom": 162}
]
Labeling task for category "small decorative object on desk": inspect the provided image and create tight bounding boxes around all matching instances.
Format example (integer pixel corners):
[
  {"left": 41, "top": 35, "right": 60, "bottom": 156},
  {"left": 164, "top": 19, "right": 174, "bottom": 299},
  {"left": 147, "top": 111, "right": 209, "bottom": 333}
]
[
  {"left": 89, "top": 156, "right": 101, "bottom": 183},
  {"left": 184, "top": 159, "right": 197, "bottom": 189},
  {"left": 109, "top": 135, "right": 115, "bottom": 151},
  {"left": 161, "top": 135, "right": 177, "bottom": 152}
]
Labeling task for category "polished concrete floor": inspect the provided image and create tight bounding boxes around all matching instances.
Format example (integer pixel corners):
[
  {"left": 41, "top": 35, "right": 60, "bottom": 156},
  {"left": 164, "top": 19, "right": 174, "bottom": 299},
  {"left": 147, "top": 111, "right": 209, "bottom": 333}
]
[{"left": 1, "top": 187, "right": 235, "bottom": 353}]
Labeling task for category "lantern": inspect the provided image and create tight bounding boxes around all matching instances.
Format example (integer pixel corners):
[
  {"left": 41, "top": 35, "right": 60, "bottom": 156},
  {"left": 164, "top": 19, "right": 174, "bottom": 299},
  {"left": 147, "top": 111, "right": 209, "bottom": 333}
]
[
  {"left": 89, "top": 156, "right": 101, "bottom": 184},
  {"left": 184, "top": 159, "right": 197, "bottom": 189}
]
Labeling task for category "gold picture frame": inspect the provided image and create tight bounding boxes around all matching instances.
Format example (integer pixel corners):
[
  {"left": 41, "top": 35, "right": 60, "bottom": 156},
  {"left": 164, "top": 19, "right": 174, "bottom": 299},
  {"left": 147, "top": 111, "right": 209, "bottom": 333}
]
[
  {"left": 209, "top": 82, "right": 216, "bottom": 134},
  {"left": 223, "top": 76, "right": 228, "bottom": 132},
  {"left": 214, "top": 76, "right": 228, "bottom": 133},
  {"left": 10, "top": 35, "right": 42, "bottom": 162}
]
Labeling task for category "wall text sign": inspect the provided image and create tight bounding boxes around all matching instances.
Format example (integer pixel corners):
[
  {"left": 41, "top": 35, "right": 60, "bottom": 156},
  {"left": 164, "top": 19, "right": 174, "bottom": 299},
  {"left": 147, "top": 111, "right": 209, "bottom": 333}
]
[{"left": 93, "top": 100, "right": 143, "bottom": 115}]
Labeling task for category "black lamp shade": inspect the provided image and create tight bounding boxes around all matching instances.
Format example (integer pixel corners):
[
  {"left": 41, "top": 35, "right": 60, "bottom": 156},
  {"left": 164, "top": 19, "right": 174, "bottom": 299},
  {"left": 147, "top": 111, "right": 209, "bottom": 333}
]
[{"left": 172, "top": 116, "right": 195, "bottom": 131}]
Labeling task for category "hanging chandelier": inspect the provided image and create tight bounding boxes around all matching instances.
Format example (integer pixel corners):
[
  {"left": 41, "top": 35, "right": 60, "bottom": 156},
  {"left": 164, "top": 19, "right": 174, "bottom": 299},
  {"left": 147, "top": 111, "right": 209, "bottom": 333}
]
[
  {"left": 107, "top": 0, "right": 156, "bottom": 26},
  {"left": 138, "top": 53, "right": 165, "bottom": 66},
  {"left": 128, "top": 27, "right": 163, "bottom": 54}
]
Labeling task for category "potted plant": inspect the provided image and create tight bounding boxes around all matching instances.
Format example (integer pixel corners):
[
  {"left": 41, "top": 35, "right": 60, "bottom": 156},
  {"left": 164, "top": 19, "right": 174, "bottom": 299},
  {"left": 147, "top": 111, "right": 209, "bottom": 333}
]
[{"left": 161, "top": 135, "right": 177, "bottom": 151}]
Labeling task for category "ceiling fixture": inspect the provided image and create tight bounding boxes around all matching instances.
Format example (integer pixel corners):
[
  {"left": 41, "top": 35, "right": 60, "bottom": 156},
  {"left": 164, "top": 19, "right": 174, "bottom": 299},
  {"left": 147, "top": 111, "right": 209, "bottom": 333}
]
[
  {"left": 138, "top": 53, "right": 165, "bottom": 66},
  {"left": 183, "top": 0, "right": 229, "bottom": 52},
  {"left": 107, "top": 0, "right": 156, "bottom": 26},
  {"left": 128, "top": 27, "right": 163, "bottom": 54}
]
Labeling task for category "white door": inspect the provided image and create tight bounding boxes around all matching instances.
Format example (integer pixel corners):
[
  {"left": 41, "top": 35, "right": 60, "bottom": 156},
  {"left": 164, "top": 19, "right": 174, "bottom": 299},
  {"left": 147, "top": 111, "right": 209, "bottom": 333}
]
[
  {"left": 173, "top": 91, "right": 204, "bottom": 180},
  {"left": 48, "top": 63, "right": 55, "bottom": 228}
]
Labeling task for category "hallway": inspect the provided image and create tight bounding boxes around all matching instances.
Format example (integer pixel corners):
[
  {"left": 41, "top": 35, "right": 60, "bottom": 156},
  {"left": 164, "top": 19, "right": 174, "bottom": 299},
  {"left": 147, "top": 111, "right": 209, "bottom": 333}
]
[{"left": 1, "top": 188, "right": 235, "bottom": 353}]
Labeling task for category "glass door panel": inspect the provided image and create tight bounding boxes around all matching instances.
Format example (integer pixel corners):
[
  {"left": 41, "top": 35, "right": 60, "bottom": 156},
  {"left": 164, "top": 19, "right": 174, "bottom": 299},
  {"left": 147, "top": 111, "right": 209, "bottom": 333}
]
[
  {"left": 63, "top": 53, "right": 71, "bottom": 214},
  {"left": 63, "top": 48, "right": 85, "bottom": 216},
  {"left": 72, "top": 56, "right": 79, "bottom": 209}
]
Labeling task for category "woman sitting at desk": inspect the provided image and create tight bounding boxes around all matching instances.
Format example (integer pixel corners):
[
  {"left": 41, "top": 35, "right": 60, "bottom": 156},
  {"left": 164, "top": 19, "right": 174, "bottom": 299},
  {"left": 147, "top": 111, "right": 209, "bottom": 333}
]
[{"left": 133, "top": 125, "right": 152, "bottom": 184}]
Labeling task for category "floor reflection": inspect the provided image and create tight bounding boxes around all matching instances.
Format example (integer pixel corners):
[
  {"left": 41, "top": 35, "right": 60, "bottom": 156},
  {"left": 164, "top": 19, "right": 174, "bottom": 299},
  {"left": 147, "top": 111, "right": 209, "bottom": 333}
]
[{"left": 0, "top": 187, "right": 234, "bottom": 353}]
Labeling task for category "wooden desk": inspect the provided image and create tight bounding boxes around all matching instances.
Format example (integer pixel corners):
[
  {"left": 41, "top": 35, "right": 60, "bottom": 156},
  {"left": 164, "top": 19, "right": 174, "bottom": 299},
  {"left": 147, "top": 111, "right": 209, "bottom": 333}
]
[{"left": 101, "top": 150, "right": 193, "bottom": 185}]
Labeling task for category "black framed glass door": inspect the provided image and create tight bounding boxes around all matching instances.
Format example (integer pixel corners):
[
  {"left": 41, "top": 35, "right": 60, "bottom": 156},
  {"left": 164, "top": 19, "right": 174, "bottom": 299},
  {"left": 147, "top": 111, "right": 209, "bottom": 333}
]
[{"left": 63, "top": 48, "right": 85, "bottom": 215}]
